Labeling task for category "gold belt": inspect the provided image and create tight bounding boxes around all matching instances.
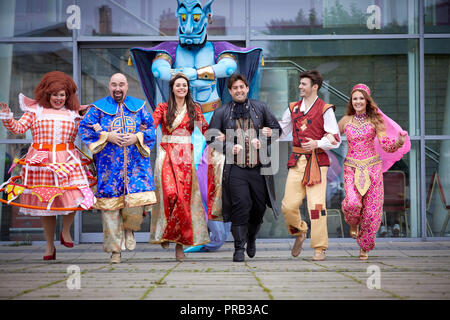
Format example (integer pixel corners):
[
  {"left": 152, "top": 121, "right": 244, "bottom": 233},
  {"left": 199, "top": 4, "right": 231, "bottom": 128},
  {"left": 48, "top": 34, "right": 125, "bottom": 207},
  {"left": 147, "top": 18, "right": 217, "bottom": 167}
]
[
  {"left": 200, "top": 99, "right": 221, "bottom": 113},
  {"left": 161, "top": 135, "right": 191, "bottom": 144},
  {"left": 344, "top": 155, "right": 381, "bottom": 196}
]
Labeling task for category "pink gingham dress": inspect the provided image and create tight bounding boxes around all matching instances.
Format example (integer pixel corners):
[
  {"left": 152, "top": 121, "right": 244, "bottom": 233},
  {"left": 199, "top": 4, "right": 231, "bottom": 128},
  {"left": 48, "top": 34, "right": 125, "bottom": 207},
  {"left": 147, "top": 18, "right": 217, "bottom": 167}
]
[{"left": 1, "top": 94, "right": 92, "bottom": 216}]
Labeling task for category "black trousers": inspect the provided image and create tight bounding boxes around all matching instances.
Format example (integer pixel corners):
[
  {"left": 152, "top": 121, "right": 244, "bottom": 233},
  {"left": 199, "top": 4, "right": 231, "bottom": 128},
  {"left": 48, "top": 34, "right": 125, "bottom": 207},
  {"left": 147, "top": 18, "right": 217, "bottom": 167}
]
[{"left": 228, "top": 165, "right": 268, "bottom": 226}]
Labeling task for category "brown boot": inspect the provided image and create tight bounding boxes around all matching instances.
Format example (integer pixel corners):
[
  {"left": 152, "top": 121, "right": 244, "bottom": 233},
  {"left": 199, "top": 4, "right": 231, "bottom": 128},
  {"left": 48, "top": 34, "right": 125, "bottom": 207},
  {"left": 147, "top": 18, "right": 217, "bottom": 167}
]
[
  {"left": 175, "top": 244, "right": 185, "bottom": 262},
  {"left": 291, "top": 233, "right": 306, "bottom": 257}
]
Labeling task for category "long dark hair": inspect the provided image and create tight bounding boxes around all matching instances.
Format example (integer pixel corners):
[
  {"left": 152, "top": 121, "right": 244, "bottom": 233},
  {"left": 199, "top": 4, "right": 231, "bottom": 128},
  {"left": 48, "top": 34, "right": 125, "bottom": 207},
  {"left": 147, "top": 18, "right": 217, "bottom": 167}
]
[
  {"left": 345, "top": 89, "right": 385, "bottom": 133},
  {"left": 166, "top": 73, "right": 197, "bottom": 131}
]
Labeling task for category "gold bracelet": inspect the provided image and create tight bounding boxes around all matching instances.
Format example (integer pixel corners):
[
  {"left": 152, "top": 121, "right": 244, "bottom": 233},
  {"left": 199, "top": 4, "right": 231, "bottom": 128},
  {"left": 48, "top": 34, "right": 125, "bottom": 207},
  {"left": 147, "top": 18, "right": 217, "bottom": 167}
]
[
  {"left": 197, "top": 66, "right": 215, "bottom": 80},
  {"left": 152, "top": 52, "right": 173, "bottom": 65},
  {"left": 217, "top": 53, "right": 237, "bottom": 63}
]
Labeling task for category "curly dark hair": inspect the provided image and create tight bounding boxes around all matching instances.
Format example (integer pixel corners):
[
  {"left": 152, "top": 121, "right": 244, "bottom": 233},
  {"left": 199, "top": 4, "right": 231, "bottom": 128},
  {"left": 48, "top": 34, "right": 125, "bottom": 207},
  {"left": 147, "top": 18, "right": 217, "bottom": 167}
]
[
  {"left": 34, "top": 71, "right": 80, "bottom": 111},
  {"left": 227, "top": 73, "right": 249, "bottom": 90}
]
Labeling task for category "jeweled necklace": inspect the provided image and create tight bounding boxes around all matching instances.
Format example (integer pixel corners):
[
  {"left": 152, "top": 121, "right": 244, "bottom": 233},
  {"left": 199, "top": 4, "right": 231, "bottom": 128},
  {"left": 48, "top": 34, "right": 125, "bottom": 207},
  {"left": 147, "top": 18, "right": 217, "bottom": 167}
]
[{"left": 354, "top": 113, "right": 367, "bottom": 126}]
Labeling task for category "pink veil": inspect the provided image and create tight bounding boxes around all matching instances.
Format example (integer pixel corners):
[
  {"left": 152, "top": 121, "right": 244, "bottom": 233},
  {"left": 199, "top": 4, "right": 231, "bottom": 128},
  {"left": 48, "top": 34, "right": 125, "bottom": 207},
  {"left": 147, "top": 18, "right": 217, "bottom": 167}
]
[{"left": 375, "top": 107, "right": 411, "bottom": 172}]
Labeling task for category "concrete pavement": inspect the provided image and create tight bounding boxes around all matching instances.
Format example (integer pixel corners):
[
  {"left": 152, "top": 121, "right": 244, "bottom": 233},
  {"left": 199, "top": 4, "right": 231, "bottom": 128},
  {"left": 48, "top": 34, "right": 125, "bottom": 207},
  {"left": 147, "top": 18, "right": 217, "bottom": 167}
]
[{"left": 0, "top": 240, "right": 449, "bottom": 301}]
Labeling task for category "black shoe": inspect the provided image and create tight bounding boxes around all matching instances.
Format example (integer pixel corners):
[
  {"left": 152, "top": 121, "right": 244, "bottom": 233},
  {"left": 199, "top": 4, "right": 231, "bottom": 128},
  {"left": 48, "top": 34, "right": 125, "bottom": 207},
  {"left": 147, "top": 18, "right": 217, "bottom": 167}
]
[
  {"left": 231, "top": 224, "right": 248, "bottom": 262},
  {"left": 246, "top": 223, "right": 262, "bottom": 258},
  {"left": 233, "top": 249, "right": 245, "bottom": 262}
]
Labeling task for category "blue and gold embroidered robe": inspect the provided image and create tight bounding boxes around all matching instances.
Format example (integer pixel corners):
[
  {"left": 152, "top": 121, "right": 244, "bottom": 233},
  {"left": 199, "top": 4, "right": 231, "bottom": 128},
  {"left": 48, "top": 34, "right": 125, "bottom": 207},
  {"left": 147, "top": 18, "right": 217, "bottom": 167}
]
[{"left": 79, "top": 96, "right": 156, "bottom": 210}]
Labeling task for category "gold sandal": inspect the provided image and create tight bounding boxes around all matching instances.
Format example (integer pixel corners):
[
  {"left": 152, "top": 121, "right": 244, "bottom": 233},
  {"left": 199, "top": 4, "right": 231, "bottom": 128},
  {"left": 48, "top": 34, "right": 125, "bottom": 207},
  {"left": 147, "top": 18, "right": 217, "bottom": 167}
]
[
  {"left": 110, "top": 252, "right": 121, "bottom": 264},
  {"left": 350, "top": 225, "right": 359, "bottom": 239},
  {"left": 359, "top": 249, "right": 369, "bottom": 260}
]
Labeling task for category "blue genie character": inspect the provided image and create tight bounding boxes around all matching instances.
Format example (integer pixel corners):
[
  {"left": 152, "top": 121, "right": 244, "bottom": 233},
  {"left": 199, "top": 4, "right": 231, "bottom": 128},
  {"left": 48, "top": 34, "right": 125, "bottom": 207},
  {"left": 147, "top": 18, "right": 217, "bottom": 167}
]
[{"left": 130, "top": 0, "right": 263, "bottom": 253}]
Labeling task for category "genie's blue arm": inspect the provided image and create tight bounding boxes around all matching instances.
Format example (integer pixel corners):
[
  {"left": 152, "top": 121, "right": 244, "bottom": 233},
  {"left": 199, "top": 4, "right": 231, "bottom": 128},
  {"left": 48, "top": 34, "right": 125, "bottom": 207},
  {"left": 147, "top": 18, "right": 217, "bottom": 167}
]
[
  {"left": 151, "top": 52, "right": 237, "bottom": 84},
  {"left": 211, "top": 55, "right": 237, "bottom": 78},
  {"left": 151, "top": 57, "right": 172, "bottom": 81}
]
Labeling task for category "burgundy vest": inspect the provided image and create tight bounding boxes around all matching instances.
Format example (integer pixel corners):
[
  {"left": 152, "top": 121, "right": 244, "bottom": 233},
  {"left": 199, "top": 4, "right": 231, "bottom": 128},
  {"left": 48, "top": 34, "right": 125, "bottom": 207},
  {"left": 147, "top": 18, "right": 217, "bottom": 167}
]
[{"left": 287, "top": 98, "right": 334, "bottom": 168}]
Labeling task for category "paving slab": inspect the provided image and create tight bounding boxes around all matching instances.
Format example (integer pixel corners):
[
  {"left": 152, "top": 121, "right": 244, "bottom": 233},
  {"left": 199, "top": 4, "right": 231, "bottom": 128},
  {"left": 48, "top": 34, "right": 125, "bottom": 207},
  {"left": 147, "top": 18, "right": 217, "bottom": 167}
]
[{"left": 0, "top": 240, "right": 449, "bottom": 302}]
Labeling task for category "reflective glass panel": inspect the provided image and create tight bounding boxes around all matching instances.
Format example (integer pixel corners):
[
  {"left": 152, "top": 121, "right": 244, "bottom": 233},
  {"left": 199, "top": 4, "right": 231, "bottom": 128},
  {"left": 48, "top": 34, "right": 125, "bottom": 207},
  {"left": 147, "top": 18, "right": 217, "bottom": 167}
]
[
  {"left": 81, "top": 46, "right": 149, "bottom": 104},
  {"left": 76, "top": 0, "right": 245, "bottom": 37},
  {"left": 250, "top": 0, "right": 418, "bottom": 36},
  {"left": 254, "top": 39, "right": 419, "bottom": 132},
  {"left": 0, "top": 43, "right": 73, "bottom": 139},
  {"left": 424, "top": 0, "right": 450, "bottom": 33},
  {"left": 425, "top": 38, "right": 450, "bottom": 135},
  {"left": 425, "top": 140, "right": 450, "bottom": 237},
  {"left": 255, "top": 39, "right": 421, "bottom": 238},
  {"left": 0, "top": 0, "right": 73, "bottom": 37}
]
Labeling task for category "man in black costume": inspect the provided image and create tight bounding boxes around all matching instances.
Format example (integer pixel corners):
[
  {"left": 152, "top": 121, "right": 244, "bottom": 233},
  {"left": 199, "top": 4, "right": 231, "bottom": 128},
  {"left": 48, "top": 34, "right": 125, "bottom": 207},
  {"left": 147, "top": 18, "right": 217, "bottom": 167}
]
[{"left": 207, "top": 73, "right": 281, "bottom": 262}]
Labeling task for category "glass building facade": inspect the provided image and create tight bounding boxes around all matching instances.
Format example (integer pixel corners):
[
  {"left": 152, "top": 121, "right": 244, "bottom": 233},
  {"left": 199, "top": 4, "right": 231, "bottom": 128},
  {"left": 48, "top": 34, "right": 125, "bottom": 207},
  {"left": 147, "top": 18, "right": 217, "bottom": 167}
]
[{"left": 0, "top": 0, "right": 449, "bottom": 243}]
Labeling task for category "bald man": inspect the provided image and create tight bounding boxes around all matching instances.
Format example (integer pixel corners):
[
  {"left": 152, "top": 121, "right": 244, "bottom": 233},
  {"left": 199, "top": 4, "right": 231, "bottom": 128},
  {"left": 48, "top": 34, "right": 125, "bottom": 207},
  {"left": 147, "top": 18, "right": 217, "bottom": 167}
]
[{"left": 79, "top": 73, "right": 157, "bottom": 264}]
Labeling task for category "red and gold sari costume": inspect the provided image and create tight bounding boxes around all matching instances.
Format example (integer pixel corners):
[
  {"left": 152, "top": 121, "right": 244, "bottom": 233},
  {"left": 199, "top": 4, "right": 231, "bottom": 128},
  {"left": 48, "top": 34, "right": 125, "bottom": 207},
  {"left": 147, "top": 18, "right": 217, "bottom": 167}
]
[{"left": 150, "top": 102, "right": 210, "bottom": 246}]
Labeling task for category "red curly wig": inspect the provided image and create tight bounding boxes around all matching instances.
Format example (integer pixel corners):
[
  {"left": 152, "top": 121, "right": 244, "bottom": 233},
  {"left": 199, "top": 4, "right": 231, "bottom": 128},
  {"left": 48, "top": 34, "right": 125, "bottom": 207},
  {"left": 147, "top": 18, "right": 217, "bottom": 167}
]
[{"left": 34, "top": 71, "right": 80, "bottom": 111}]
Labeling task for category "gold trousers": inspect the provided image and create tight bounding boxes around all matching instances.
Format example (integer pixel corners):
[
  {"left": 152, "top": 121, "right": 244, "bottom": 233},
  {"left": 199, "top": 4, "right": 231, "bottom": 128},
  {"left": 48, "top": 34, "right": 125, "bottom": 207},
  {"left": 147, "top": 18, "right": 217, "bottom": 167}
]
[
  {"left": 102, "top": 206, "right": 144, "bottom": 253},
  {"left": 281, "top": 156, "right": 329, "bottom": 250}
]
